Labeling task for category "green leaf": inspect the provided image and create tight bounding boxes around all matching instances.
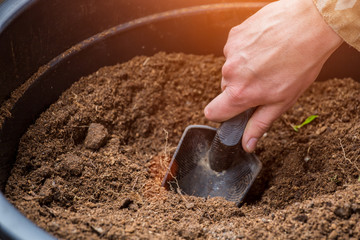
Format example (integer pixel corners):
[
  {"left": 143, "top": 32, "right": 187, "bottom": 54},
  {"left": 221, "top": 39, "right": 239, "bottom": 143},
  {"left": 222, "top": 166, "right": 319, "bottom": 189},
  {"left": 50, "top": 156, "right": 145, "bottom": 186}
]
[{"left": 292, "top": 115, "right": 319, "bottom": 132}]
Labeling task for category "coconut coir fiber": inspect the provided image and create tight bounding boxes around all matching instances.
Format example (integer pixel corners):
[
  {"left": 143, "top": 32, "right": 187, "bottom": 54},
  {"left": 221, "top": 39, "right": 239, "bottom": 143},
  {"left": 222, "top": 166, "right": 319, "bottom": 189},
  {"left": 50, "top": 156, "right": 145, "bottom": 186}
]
[{"left": 5, "top": 52, "right": 360, "bottom": 239}]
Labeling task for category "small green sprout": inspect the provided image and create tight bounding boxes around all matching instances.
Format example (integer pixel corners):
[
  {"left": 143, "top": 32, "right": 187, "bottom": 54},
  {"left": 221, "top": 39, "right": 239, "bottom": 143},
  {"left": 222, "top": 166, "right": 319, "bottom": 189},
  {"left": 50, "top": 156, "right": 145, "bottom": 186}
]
[{"left": 292, "top": 115, "right": 319, "bottom": 132}]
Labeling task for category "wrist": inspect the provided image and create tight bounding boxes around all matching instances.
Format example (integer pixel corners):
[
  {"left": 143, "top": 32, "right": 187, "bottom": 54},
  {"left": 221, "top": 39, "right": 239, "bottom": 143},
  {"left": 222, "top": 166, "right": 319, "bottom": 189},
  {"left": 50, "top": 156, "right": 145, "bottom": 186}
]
[
  {"left": 307, "top": 0, "right": 343, "bottom": 49},
  {"left": 282, "top": 0, "right": 343, "bottom": 61}
]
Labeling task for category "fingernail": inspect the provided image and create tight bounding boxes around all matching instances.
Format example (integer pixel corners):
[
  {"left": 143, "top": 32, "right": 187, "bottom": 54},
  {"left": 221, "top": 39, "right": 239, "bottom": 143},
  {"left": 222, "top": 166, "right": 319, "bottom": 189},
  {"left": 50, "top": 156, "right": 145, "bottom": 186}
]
[{"left": 246, "top": 138, "right": 258, "bottom": 152}]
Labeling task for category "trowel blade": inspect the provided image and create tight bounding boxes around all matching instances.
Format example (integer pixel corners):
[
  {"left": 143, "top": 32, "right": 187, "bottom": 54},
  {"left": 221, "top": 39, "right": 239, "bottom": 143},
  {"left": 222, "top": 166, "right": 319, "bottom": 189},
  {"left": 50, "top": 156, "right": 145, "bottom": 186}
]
[{"left": 161, "top": 125, "right": 262, "bottom": 206}]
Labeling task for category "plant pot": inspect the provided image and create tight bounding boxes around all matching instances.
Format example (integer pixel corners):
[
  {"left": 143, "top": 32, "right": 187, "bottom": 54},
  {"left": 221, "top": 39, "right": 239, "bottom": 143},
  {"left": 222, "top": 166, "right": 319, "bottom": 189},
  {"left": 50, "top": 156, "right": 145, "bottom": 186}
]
[{"left": 0, "top": 0, "right": 358, "bottom": 239}]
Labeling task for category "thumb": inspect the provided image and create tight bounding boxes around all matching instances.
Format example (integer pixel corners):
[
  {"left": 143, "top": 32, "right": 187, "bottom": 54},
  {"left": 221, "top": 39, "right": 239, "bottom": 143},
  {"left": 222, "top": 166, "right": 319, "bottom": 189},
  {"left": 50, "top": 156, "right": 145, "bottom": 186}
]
[
  {"left": 204, "top": 86, "right": 250, "bottom": 122},
  {"left": 242, "top": 104, "right": 285, "bottom": 152}
]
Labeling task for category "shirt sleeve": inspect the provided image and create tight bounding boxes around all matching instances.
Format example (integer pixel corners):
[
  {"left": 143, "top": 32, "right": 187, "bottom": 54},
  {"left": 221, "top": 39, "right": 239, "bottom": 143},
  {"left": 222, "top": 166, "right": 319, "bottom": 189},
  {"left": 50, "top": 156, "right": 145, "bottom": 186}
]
[{"left": 313, "top": 0, "right": 360, "bottom": 51}]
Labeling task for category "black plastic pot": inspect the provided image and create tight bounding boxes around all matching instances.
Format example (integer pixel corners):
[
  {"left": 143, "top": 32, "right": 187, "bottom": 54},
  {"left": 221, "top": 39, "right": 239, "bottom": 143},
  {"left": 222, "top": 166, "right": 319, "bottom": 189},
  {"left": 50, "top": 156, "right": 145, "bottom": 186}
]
[{"left": 0, "top": 0, "right": 359, "bottom": 239}]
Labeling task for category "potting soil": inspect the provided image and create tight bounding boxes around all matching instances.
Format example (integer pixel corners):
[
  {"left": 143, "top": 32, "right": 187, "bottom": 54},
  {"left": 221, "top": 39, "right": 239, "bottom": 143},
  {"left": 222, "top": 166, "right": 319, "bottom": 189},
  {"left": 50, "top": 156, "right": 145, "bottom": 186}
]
[{"left": 5, "top": 52, "right": 360, "bottom": 239}]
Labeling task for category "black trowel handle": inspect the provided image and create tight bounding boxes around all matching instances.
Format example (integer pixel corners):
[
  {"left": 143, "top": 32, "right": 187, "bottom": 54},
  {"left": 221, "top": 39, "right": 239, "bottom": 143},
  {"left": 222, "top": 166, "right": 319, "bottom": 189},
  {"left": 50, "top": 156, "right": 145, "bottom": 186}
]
[{"left": 209, "top": 108, "right": 255, "bottom": 172}]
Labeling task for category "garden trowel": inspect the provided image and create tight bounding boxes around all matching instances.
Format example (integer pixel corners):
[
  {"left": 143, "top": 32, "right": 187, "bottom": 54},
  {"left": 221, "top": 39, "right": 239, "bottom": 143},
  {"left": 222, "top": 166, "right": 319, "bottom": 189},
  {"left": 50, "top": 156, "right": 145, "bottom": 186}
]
[{"left": 161, "top": 108, "right": 262, "bottom": 206}]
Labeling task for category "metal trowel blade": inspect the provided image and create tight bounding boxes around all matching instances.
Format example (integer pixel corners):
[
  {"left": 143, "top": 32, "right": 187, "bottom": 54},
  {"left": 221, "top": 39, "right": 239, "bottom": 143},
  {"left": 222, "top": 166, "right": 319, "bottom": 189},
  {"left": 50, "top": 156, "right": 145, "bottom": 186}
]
[{"left": 161, "top": 125, "right": 262, "bottom": 206}]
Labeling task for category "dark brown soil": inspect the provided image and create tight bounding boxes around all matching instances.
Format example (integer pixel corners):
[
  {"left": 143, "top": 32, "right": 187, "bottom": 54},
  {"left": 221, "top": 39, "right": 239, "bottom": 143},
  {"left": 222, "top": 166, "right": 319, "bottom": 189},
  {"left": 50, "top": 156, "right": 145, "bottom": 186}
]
[{"left": 5, "top": 52, "right": 360, "bottom": 239}]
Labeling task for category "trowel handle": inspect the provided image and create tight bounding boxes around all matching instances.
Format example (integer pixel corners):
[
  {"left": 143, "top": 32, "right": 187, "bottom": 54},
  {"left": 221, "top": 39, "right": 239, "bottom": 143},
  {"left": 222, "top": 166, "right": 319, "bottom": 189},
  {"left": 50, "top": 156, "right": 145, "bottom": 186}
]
[{"left": 209, "top": 108, "right": 255, "bottom": 172}]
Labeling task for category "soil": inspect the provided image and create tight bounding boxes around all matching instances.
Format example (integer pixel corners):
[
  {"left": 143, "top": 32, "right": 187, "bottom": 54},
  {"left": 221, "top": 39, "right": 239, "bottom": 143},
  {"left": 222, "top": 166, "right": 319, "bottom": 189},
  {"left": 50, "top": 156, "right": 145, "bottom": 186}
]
[{"left": 5, "top": 52, "right": 360, "bottom": 239}]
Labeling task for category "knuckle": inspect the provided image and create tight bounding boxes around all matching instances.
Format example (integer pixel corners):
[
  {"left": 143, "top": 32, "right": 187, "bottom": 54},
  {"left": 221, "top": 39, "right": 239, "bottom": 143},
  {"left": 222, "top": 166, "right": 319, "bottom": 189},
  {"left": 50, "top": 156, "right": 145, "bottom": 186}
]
[
  {"left": 224, "top": 85, "right": 245, "bottom": 102},
  {"left": 220, "top": 78, "right": 226, "bottom": 91},
  {"left": 224, "top": 26, "right": 240, "bottom": 56},
  {"left": 221, "top": 61, "right": 234, "bottom": 78},
  {"left": 222, "top": 55, "right": 252, "bottom": 78},
  {"left": 223, "top": 43, "right": 230, "bottom": 57},
  {"left": 229, "top": 25, "right": 239, "bottom": 36}
]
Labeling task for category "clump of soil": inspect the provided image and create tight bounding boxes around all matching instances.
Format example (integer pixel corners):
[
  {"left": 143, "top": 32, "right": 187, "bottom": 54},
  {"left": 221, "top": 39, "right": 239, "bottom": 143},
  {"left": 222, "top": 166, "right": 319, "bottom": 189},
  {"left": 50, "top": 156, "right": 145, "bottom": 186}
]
[{"left": 5, "top": 52, "right": 360, "bottom": 239}]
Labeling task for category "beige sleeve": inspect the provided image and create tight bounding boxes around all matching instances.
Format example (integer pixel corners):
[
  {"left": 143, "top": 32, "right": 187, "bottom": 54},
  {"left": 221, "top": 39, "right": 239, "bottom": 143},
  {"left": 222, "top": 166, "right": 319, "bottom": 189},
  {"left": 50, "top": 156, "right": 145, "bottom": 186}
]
[{"left": 313, "top": 0, "right": 360, "bottom": 51}]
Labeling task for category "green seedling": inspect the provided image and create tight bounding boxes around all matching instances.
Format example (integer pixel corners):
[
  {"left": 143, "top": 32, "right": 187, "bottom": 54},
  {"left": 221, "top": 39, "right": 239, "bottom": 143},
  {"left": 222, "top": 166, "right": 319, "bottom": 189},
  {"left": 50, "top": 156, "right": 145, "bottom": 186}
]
[{"left": 292, "top": 115, "right": 319, "bottom": 132}]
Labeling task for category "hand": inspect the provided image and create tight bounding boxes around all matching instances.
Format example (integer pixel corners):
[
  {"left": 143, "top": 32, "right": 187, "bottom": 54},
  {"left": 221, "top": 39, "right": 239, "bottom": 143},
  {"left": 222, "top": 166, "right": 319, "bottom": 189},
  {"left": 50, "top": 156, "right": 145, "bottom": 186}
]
[{"left": 204, "top": 0, "right": 342, "bottom": 152}]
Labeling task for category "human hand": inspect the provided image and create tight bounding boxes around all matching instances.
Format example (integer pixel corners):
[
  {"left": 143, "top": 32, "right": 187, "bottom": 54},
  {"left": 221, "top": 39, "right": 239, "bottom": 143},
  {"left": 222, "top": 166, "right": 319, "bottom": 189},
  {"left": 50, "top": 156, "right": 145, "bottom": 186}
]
[{"left": 204, "top": 0, "right": 342, "bottom": 152}]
